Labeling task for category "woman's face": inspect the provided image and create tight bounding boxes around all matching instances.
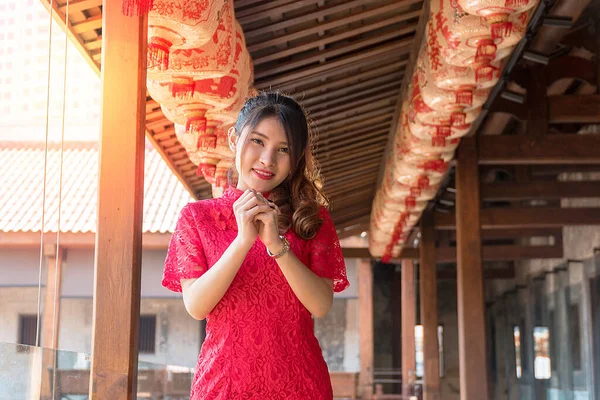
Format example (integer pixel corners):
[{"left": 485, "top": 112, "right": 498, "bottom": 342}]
[{"left": 233, "top": 116, "right": 292, "bottom": 193}]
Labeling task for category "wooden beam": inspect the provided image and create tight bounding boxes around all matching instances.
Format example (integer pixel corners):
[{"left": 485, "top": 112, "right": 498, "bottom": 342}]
[
  {"left": 244, "top": 0, "right": 373, "bottom": 40},
  {"left": 401, "top": 260, "right": 417, "bottom": 398},
  {"left": 482, "top": 181, "right": 600, "bottom": 200},
  {"left": 358, "top": 259, "right": 374, "bottom": 399},
  {"left": 0, "top": 232, "right": 172, "bottom": 249},
  {"left": 526, "top": 65, "right": 547, "bottom": 138},
  {"left": 72, "top": 14, "right": 103, "bottom": 34},
  {"left": 549, "top": 95, "right": 600, "bottom": 124},
  {"left": 320, "top": 123, "right": 390, "bottom": 149},
  {"left": 321, "top": 152, "right": 383, "bottom": 173},
  {"left": 247, "top": 1, "right": 420, "bottom": 52},
  {"left": 38, "top": 0, "right": 100, "bottom": 75},
  {"left": 256, "top": 42, "right": 409, "bottom": 89},
  {"left": 316, "top": 106, "right": 397, "bottom": 132},
  {"left": 255, "top": 34, "right": 413, "bottom": 79},
  {"left": 437, "top": 245, "right": 563, "bottom": 262},
  {"left": 478, "top": 133, "right": 600, "bottom": 165},
  {"left": 280, "top": 53, "right": 407, "bottom": 93},
  {"left": 342, "top": 247, "right": 372, "bottom": 258},
  {"left": 446, "top": 227, "right": 562, "bottom": 241},
  {"left": 301, "top": 62, "right": 405, "bottom": 100},
  {"left": 419, "top": 212, "right": 441, "bottom": 400},
  {"left": 346, "top": 243, "right": 562, "bottom": 262},
  {"left": 58, "top": 0, "right": 103, "bottom": 13},
  {"left": 437, "top": 265, "right": 515, "bottom": 280},
  {"left": 305, "top": 72, "right": 403, "bottom": 108},
  {"left": 314, "top": 98, "right": 397, "bottom": 127},
  {"left": 89, "top": 3, "right": 147, "bottom": 398},
  {"left": 311, "top": 91, "right": 399, "bottom": 121},
  {"left": 253, "top": 15, "right": 419, "bottom": 66},
  {"left": 455, "top": 136, "right": 489, "bottom": 399},
  {"left": 435, "top": 207, "right": 600, "bottom": 230},
  {"left": 237, "top": 0, "right": 319, "bottom": 24},
  {"left": 319, "top": 113, "right": 393, "bottom": 140}
]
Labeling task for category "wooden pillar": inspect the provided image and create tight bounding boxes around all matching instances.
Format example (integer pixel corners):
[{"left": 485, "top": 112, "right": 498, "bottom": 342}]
[
  {"left": 42, "top": 245, "right": 64, "bottom": 349},
  {"left": 40, "top": 245, "right": 63, "bottom": 400},
  {"left": 455, "top": 135, "right": 489, "bottom": 399},
  {"left": 401, "top": 260, "right": 417, "bottom": 398},
  {"left": 419, "top": 211, "right": 440, "bottom": 400},
  {"left": 582, "top": 257, "right": 599, "bottom": 400},
  {"left": 502, "top": 291, "right": 519, "bottom": 400},
  {"left": 89, "top": 2, "right": 147, "bottom": 399},
  {"left": 555, "top": 267, "right": 574, "bottom": 399},
  {"left": 358, "top": 259, "right": 374, "bottom": 399}
]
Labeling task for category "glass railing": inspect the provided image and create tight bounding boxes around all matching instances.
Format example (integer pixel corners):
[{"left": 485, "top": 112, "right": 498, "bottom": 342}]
[{"left": 0, "top": 342, "right": 194, "bottom": 400}]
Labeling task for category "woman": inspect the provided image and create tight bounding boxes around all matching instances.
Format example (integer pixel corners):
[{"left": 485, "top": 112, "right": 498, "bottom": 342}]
[{"left": 162, "top": 92, "right": 349, "bottom": 399}]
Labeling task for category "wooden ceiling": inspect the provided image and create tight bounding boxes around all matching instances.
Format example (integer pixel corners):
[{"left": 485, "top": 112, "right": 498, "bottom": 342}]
[
  {"left": 41, "top": 0, "right": 424, "bottom": 237},
  {"left": 410, "top": 0, "right": 600, "bottom": 272}
]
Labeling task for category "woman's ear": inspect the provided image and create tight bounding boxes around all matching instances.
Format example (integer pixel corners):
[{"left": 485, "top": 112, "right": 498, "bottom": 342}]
[{"left": 227, "top": 126, "right": 237, "bottom": 151}]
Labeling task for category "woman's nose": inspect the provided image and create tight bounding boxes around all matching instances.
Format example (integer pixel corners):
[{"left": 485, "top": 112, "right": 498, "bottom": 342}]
[{"left": 260, "top": 149, "right": 276, "bottom": 166}]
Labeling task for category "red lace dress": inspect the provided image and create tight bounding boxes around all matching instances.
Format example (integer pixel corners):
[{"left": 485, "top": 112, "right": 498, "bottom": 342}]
[{"left": 162, "top": 186, "right": 349, "bottom": 400}]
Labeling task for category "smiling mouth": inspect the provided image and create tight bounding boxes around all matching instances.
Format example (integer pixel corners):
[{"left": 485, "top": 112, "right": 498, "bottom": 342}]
[{"left": 253, "top": 169, "right": 275, "bottom": 180}]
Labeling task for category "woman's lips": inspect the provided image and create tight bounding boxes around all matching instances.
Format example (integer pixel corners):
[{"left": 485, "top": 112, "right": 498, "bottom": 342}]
[{"left": 252, "top": 169, "right": 275, "bottom": 180}]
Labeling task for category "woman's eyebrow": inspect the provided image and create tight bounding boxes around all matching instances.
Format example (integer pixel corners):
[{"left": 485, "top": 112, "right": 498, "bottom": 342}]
[{"left": 251, "top": 131, "right": 288, "bottom": 146}]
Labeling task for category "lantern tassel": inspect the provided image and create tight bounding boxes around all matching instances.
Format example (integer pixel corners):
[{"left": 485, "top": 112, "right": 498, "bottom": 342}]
[
  {"left": 186, "top": 116, "right": 208, "bottom": 136},
  {"left": 506, "top": 0, "right": 528, "bottom": 7},
  {"left": 148, "top": 37, "right": 171, "bottom": 71},
  {"left": 171, "top": 77, "right": 195, "bottom": 100},
  {"left": 198, "top": 135, "right": 217, "bottom": 151},
  {"left": 475, "top": 41, "right": 497, "bottom": 65},
  {"left": 122, "top": 0, "right": 154, "bottom": 16},
  {"left": 491, "top": 22, "right": 513, "bottom": 40},
  {"left": 476, "top": 66, "right": 495, "bottom": 83}
]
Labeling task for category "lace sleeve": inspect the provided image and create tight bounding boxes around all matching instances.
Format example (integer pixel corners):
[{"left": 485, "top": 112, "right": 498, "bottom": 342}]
[
  {"left": 162, "top": 204, "right": 208, "bottom": 293},
  {"left": 308, "top": 207, "right": 350, "bottom": 293}
]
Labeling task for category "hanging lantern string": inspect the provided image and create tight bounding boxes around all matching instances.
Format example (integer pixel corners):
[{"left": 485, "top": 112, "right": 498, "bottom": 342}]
[
  {"left": 52, "top": 0, "right": 70, "bottom": 355},
  {"left": 36, "top": 0, "right": 55, "bottom": 349}
]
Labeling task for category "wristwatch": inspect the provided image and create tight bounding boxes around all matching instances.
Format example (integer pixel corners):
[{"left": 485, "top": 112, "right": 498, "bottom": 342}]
[{"left": 267, "top": 235, "right": 290, "bottom": 259}]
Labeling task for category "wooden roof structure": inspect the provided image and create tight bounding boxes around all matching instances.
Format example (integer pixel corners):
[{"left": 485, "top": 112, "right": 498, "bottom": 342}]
[
  {"left": 41, "top": 0, "right": 424, "bottom": 239},
  {"left": 39, "top": 0, "right": 600, "bottom": 264},
  {"left": 412, "top": 0, "right": 600, "bottom": 275}
]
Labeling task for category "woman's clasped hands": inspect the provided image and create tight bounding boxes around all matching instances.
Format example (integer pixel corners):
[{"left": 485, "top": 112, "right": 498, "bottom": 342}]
[{"left": 232, "top": 189, "right": 281, "bottom": 251}]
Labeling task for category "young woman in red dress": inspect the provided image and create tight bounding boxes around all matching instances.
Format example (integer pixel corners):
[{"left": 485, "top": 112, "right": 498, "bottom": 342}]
[{"left": 162, "top": 92, "right": 349, "bottom": 399}]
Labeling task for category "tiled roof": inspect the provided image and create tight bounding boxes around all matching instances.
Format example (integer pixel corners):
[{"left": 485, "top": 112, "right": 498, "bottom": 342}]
[{"left": 0, "top": 142, "right": 195, "bottom": 233}]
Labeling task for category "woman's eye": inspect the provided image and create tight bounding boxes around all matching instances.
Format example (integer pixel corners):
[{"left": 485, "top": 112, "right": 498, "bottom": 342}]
[
  {"left": 251, "top": 138, "right": 263, "bottom": 145},
  {"left": 279, "top": 147, "right": 289, "bottom": 154}
]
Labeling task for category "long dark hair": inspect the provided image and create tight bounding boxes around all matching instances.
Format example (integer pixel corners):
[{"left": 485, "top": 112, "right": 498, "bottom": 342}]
[{"left": 230, "top": 92, "right": 328, "bottom": 240}]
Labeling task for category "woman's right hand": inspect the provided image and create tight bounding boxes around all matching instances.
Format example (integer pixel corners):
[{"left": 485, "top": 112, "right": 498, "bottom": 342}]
[{"left": 233, "top": 189, "right": 272, "bottom": 248}]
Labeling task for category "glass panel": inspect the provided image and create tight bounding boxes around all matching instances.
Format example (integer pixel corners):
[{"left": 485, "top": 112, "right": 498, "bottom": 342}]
[
  {"left": 0, "top": 342, "right": 194, "bottom": 399},
  {"left": 589, "top": 254, "right": 600, "bottom": 400},
  {"left": 514, "top": 326, "right": 523, "bottom": 379},
  {"left": 502, "top": 290, "right": 520, "bottom": 400},
  {"left": 533, "top": 327, "right": 551, "bottom": 379}
]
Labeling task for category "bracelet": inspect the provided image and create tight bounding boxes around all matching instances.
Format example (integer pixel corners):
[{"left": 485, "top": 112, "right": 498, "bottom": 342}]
[{"left": 267, "top": 236, "right": 290, "bottom": 259}]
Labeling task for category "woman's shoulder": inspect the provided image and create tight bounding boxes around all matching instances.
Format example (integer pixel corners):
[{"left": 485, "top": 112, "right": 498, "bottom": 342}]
[{"left": 180, "top": 197, "right": 228, "bottom": 219}]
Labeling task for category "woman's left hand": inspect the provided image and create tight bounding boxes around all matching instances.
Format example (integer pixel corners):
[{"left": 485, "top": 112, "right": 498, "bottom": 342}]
[{"left": 252, "top": 191, "right": 281, "bottom": 250}]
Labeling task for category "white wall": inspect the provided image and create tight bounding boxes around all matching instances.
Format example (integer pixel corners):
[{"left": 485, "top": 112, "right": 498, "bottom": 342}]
[{"left": 0, "top": 247, "right": 361, "bottom": 371}]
